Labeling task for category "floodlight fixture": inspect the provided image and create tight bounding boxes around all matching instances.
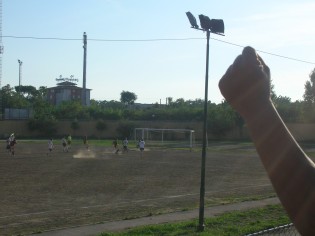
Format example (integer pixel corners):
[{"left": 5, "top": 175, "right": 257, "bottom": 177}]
[
  {"left": 186, "top": 11, "right": 224, "bottom": 35},
  {"left": 186, "top": 11, "right": 199, "bottom": 29},
  {"left": 199, "top": 14, "right": 224, "bottom": 34},
  {"left": 210, "top": 19, "right": 224, "bottom": 34}
]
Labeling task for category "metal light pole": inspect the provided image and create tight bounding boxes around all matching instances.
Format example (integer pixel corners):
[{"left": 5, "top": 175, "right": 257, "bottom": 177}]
[
  {"left": 186, "top": 12, "right": 224, "bottom": 231},
  {"left": 18, "top": 59, "right": 22, "bottom": 95},
  {"left": 199, "top": 29, "right": 210, "bottom": 231},
  {"left": 82, "top": 32, "right": 87, "bottom": 106}
]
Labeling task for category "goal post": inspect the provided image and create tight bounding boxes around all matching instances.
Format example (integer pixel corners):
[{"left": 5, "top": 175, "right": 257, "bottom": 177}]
[{"left": 134, "top": 128, "right": 195, "bottom": 150}]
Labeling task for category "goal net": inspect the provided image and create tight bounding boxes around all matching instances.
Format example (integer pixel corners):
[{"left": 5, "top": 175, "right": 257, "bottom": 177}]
[{"left": 134, "top": 128, "right": 195, "bottom": 150}]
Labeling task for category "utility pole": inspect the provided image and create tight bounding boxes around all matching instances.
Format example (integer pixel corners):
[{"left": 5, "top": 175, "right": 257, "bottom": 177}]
[
  {"left": 0, "top": 0, "right": 3, "bottom": 119},
  {"left": 82, "top": 32, "right": 87, "bottom": 106}
]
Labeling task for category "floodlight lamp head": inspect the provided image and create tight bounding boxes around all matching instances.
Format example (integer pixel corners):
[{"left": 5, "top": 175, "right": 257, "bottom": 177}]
[
  {"left": 198, "top": 14, "right": 224, "bottom": 34},
  {"left": 210, "top": 19, "right": 224, "bottom": 34},
  {"left": 198, "top": 14, "right": 211, "bottom": 30},
  {"left": 186, "top": 11, "right": 199, "bottom": 29}
]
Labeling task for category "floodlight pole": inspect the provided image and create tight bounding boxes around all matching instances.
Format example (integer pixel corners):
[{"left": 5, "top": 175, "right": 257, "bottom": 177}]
[
  {"left": 198, "top": 29, "right": 210, "bottom": 231},
  {"left": 186, "top": 11, "right": 224, "bottom": 232},
  {"left": 18, "top": 59, "right": 22, "bottom": 95},
  {"left": 82, "top": 32, "right": 87, "bottom": 106}
]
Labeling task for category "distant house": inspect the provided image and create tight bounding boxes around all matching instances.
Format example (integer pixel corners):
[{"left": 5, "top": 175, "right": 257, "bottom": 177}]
[
  {"left": 46, "top": 81, "right": 91, "bottom": 106},
  {"left": 132, "top": 103, "right": 158, "bottom": 109}
]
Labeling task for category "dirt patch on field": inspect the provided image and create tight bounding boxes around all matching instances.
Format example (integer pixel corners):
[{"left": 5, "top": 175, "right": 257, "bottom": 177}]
[{"left": 0, "top": 141, "right": 275, "bottom": 235}]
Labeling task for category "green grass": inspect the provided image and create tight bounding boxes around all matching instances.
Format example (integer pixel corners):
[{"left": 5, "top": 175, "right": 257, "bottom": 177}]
[
  {"left": 99, "top": 204, "right": 291, "bottom": 236},
  {"left": 17, "top": 139, "right": 256, "bottom": 153},
  {"left": 19, "top": 139, "right": 134, "bottom": 147},
  {"left": 204, "top": 194, "right": 277, "bottom": 208}
]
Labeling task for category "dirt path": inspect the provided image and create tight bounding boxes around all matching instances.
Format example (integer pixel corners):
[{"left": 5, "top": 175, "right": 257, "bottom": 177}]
[{"left": 35, "top": 197, "right": 280, "bottom": 236}]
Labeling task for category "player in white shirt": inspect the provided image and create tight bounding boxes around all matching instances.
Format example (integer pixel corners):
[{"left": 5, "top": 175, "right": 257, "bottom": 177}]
[
  {"left": 138, "top": 139, "right": 145, "bottom": 157},
  {"left": 122, "top": 138, "right": 129, "bottom": 153},
  {"left": 47, "top": 138, "right": 54, "bottom": 155}
]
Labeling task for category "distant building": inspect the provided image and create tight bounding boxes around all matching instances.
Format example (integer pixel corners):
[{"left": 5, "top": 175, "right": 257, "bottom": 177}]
[
  {"left": 46, "top": 79, "right": 91, "bottom": 106},
  {"left": 4, "top": 108, "right": 32, "bottom": 120},
  {"left": 132, "top": 103, "right": 157, "bottom": 109}
]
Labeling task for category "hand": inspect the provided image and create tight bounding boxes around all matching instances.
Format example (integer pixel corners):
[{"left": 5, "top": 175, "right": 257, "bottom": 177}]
[{"left": 218, "top": 46, "right": 271, "bottom": 118}]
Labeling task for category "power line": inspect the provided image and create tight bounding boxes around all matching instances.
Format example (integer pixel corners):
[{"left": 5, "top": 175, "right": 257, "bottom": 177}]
[
  {"left": 3, "top": 35, "right": 81, "bottom": 41},
  {"left": 211, "top": 38, "right": 315, "bottom": 65},
  {"left": 2, "top": 35, "right": 203, "bottom": 41},
  {"left": 3, "top": 35, "right": 315, "bottom": 65}
]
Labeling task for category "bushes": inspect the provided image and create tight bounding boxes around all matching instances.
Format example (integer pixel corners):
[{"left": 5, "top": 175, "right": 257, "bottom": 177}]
[
  {"left": 26, "top": 99, "right": 244, "bottom": 139},
  {"left": 28, "top": 116, "right": 57, "bottom": 137},
  {"left": 207, "top": 103, "right": 238, "bottom": 138},
  {"left": 95, "top": 119, "right": 107, "bottom": 139},
  {"left": 116, "top": 121, "right": 136, "bottom": 139}
]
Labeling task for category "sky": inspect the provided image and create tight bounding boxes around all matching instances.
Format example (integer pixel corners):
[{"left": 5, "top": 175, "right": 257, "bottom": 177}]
[{"left": 2, "top": 0, "right": 315, "bottom": 104}]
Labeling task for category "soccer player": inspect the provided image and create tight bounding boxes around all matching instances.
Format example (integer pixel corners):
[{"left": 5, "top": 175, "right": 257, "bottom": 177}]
[
  {"left": 138, "top": 138, "right": 145, "bottom": 157},
  {"left": 47, "top": 138, "right": 54, "bottom": 155},
  {"left": 122, "top": 137, "right": 128, "bottom": 153},
  {"left": 6, "top": 138, "right": 10, "bottom": 153},
  {"left": 83, "top": 135, "right": 89, "bottom": 150},
  {"left": 62, "top": 137, "right": 68, "bottom": 152},
  {"left": 219, "top": 46, "right": 315, "bottom": 235},
  {"left": 113, "top": 139, "right": 119, "bottom": 154},
  {"left": 67, "top": 134, "right": 72, "bottom": 150},
  {"left": 8, "top": 133, "right": 17, "bottom": 156}
]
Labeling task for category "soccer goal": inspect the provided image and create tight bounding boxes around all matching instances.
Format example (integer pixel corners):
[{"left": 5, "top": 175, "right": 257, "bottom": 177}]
[{"left": 134, "top": 128, "right": 195, "bottom": 150}]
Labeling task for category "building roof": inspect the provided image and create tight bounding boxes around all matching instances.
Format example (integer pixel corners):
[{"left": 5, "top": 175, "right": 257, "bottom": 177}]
[
  {"left": 56, "top": 81, "right": 77, "bottom": 87},
  {"left": 47, "top": 81, "right": 91, "bottom": 90}
]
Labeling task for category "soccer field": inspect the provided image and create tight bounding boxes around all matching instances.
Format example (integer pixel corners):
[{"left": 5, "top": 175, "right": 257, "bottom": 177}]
[{"left": 0, "top": 141, "right": 275, "bottom": 235}]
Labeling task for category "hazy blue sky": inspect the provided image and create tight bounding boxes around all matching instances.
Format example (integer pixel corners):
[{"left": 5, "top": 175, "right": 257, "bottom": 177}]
[{"left": 2, "top": 0, "right": 315, "bottom": 104}]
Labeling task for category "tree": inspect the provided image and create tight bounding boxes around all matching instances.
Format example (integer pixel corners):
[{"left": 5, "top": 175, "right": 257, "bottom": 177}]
[
  {"left": 1, "top": 84, "right": 28, "bottom": 109},
  {"left": 270, "top": 79, "right": 277, "bottom": 101},
  {"left": 15, "top": 85, "right": 37, "bottom": 99},
  {"left": 303, "top": 68, "right": 315, "bottom": 103},
  {"left": 273, "top": 96, "right": 301, "bottom": 122},
  {"left": 173, "top": 98, "right": 185, "bottom": 107},
  {"left": 0, "top": 85, "right": 14, "bottom": 111},
  {"left": 167, "top": 97, "right": 173, "bottom": 105},
  {"left": 120, "top": 91, "right": 137, "bottom": 105},
  {"left": 55, "top": 101, "right": 89, "bottom": 120},
  {"left": 207, "top": 102, "right": 237, "bottom": 138}
]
